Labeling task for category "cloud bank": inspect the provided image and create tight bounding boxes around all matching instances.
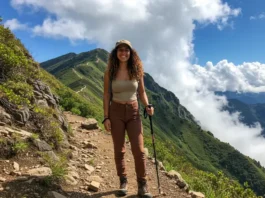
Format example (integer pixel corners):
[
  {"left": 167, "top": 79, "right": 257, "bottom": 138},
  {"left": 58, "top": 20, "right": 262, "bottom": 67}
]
[
  {"left": 10, "top": 0, "right": 265, "bottom": 166},
  {"left": 191, "top": 60, "right": 265, "bottom": 93}
]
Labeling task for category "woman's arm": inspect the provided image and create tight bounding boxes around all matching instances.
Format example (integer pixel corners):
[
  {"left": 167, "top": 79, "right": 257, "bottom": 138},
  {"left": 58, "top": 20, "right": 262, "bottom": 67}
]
[
  {"left": 103, "top": 70, "right": 112, "bottom": 132},
  {"left": 138, "top": 76, "right": 149, "bottom": 107},
  {"left": 103, "top": 70, "right": 110, "bottom": 118},
  {"left": 138, "top": 76, "right": 154, "bottom": 116}
]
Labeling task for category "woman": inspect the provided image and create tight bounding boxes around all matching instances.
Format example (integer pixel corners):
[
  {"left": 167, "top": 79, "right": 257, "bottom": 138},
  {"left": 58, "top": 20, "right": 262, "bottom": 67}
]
[{"left": 103, "top": 39, "right": 154, "bottom": 197}]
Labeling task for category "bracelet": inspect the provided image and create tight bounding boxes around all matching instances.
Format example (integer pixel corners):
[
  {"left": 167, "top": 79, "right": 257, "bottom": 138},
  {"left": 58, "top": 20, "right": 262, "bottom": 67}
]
[
  {"left": 102, "top": 117, "right": 110, "bottom": 124},
  {"left": 145, "top": 104, "right": 153, "bottom": 108}
]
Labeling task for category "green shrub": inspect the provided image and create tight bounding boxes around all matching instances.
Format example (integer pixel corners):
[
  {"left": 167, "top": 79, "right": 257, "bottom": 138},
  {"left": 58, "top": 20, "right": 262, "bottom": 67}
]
[
  {"left": 41, "top": 152, "right": 68, "bottom": 182},
  {"left": 71, "top": 107, "right": 81, "bottom": 115},
  {"left": 0, "top": 81, "right": 33, "bottom": 107},
  {"left": 12, "top": 141, "right": 29, "bottom": 153}
]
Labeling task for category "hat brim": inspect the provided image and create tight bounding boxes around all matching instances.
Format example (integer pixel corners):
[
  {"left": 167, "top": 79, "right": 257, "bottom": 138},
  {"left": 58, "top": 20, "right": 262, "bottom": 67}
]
[{"left": 115, "top": 43, "right": 132, "bottom": 49}]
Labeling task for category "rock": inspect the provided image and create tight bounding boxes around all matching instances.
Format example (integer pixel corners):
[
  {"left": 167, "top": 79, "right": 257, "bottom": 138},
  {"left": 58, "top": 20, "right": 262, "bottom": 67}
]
[
  {"left": 59, "top": 128, "right": 70, "bottom": 148},
  {"left": 158, "top": 161, "right": 166, "bottom": 171},
  {"left": 25, "top": 178, "right": 35, "bottom": 184},
  {"left": 84, "top": 164, "right": 95, "bottom": 174},
  {"left": 0, "top": 129, "right": 8, "bottom": 136},
  {"left": 81, "top": 118, "right": 99, "bottom": 130},
  {"left": 2, "top": 126, "right": 32, "bottom": 138},
  {"left": 87, "top": 176, "right": 103, "bottom": 183},
  {"left": 36, "top": 100, "right": 48, "bottom": 107},
  {"left": 166, "top": 170, "right": 188, "bottom": 188},
  {"left": 10, "top": 171, "right": 21, "bottom": 176},
  {"left": 69, "top": 145, "right": 78, "bottom": 151},
  {"left": 44, "top": 94, "right": 57, "bottom": 107},
  {"left": 83, "top": 142, "right": 97, "bottom": 149},
  {"left": 25, "top": 167, "right": 52, "bottom": 177},
  {"left": 13, "top": 107, "right": 30, "bottom": 123},
  {"left": 81, "top": 154, "right": 88, "bottom": 158},
  {"left": 65, "top": 175, "right": 78, "bottom": 186},
  {"left": 16, "top": 176, "right": 29, "bottom": 181},
  {"left": 88, "top": 181, "right": 100, "bottom": 192},
  {"left": 0, "top": 121, "right": 5, "bottom": 126},
  {"left": 13, "top": 162, "right": 20, "bottom": 171},
  {"left": 190, "top": 191, "right": 205, "bottom": 198},
  {"left": 176, "top": 179, "right": 188, "bottom": 189},
  {"left": 68, "top": 171, "right": 80, "bottom": 179},
  {"left": 33, "top": 139, "right": 52, "bottom": 151},
  {"left": 47, "top": 191, "right": 67, "bottom": 198},
  {"left": 33, "top": 90, "right": 42, "bottom": 97},
  {"left": 184, "top": 184, "right": 190, "bottom": 192},
  {"left": 57, "top": 114, "right": 68, "bottom": 131},
  {"left": 0, "top": 177, "right": 6, "bottom": 182},
  {"left": 44, "top": 151, "right": 60, "bottom": 162},
  {"left": 166, "top": 170, "right": 183, "bottom": 180},
  {"left": 0, "top": 106, "right": 11, "bottom": 121},
  {"left": 70, "top": 151, "right": 79, "bottom": 159}
]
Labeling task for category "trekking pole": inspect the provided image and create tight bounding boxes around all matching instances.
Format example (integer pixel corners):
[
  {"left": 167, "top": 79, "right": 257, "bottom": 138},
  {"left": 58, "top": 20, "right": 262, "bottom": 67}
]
[{"left": 144, "top": 105, "right": 161, "bottom": 195}]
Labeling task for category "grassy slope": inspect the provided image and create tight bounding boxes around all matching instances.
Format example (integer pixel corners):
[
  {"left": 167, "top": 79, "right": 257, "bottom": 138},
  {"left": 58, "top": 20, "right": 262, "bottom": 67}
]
[{"left": 40, "top": 50, "right": 265, "bottom": 196}]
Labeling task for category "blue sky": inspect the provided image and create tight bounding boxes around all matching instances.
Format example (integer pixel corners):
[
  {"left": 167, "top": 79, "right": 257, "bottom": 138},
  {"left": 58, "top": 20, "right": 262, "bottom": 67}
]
[
  {"left": 1, "top": 0, "right": 265, "bottom": 65},
  {"left": 194, "top": 0, "right": 265, "bottom": 65}
]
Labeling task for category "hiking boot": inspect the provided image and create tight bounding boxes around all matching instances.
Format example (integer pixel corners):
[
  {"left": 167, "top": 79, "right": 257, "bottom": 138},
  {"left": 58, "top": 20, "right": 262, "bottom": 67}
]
[
  {"left": 137, "top": 179, "right": 152, "bottom": 198},
  {"left": 117, "top": 176, "right": 128, "bottom": 196}
]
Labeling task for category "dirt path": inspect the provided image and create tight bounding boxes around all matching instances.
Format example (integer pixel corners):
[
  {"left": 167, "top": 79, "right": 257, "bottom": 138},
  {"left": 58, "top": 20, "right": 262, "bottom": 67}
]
[
  {"left": 76, "top": 86, "right": 87, "bottom": 93},
  {"left": 72, "top": 68, "right": 83, "bottom": 79},
  {"left": 63, "top": 112, "right": 191, "bottom": 198},
  {"left": 0, "top": 112, "right": 192, "bottom": 198}
]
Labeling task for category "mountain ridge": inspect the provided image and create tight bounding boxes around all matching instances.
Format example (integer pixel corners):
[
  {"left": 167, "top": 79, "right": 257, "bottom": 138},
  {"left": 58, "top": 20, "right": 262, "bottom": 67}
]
[
  {"left": 225, "top": 98, "right": 265, "bottom": 136},
  {"left": 216, "top": 91, "right": 265, "bottom": 104}
]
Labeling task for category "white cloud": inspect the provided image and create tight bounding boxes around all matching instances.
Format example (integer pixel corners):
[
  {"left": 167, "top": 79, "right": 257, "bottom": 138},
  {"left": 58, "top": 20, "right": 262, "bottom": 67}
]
[
  {"left": 4, "top": 18, "right": 28, "bottom": 31},
  {"left": 250, "top": 12, "right": 265, "bottom": 20},
  {"left": 191, "top": 60, "right": 265, "bottom": 93},
  {"left": 10, "top": 0, "right": 265, "bottom": 167},
  {"left": 33, "top": 18, "right": 87, "bottom": 40}
]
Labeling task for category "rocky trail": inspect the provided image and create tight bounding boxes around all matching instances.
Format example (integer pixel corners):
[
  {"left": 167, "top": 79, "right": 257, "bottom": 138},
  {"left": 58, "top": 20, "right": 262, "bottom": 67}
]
[{"left": 0, "top": 112, "right": 203, "bottom": 198}]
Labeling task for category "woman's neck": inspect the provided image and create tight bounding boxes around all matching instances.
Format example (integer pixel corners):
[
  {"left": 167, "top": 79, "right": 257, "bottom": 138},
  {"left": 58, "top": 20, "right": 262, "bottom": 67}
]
[{"left": 119, "top": 62, "right": 128, "bottom": 70}]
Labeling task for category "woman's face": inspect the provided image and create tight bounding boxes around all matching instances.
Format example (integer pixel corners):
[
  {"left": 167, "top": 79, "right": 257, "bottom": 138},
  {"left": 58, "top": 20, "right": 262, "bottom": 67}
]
[{"left": 116, "top": 44, "right": 130, "bottom": 63}]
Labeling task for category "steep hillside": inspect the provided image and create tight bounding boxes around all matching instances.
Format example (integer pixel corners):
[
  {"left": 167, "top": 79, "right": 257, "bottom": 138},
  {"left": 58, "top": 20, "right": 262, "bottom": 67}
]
[
  {"left": 0, "top": 20, "right": 113, "bottom": 197},
  {"left": 41, "top": 49, "right": 265, "bottom": 196},
  {"left": 225, "top": 99, "right": 265, "bottom": 136}
]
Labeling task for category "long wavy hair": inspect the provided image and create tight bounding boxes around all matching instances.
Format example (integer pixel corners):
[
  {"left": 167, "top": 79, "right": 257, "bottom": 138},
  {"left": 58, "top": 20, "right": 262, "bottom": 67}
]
[{"left": 107, "top": 47, "right": 144, "bottom": 81}]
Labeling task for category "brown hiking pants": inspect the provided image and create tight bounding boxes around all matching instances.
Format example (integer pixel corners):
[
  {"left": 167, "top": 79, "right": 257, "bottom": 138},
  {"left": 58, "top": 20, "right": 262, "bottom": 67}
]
[{"left": 109, "top": 100, "right": 146, "bottom": 180}]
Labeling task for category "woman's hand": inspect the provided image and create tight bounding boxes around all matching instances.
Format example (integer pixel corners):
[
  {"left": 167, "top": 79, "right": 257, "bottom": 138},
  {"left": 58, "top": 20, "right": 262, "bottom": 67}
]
[
  {"left": 104, "top": 119, "right": 111, "bottom": 132},
  {"left": 145, "top": 106, "right": 154, "bottom": 116}
]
